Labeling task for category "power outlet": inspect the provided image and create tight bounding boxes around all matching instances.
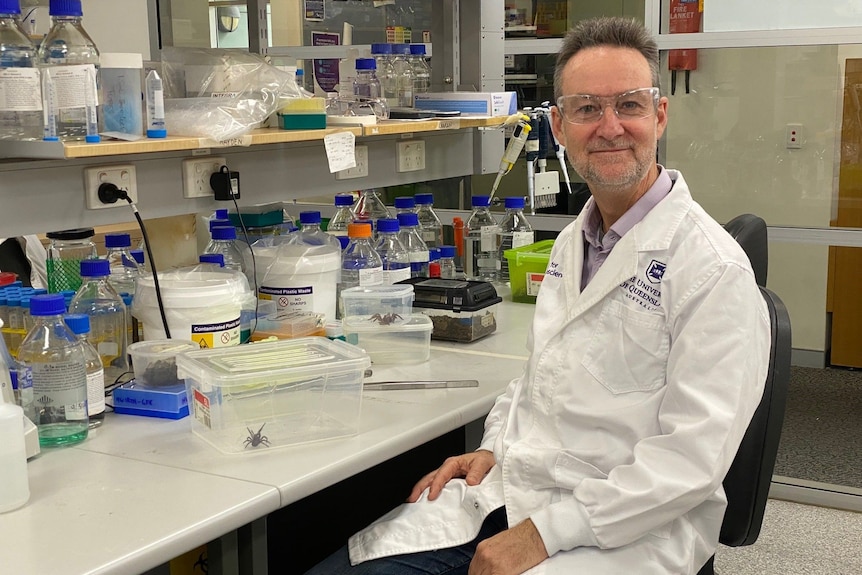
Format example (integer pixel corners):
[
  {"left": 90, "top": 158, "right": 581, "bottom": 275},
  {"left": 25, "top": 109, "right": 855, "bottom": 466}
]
[
  {"left": 785, "top": 123, "right": 803, "bottom": 149},
  {"left": 84, "top": 165, "right": 138, "bottom": 210},
  {"left": 396, "top": 140, "right": 426, "bottom": 172},
  {"left": 335, "top": 145, "right": 369, "bottom": 180},
  {"left": 182, "top": 156, "right": 227, "bottom": 198}
]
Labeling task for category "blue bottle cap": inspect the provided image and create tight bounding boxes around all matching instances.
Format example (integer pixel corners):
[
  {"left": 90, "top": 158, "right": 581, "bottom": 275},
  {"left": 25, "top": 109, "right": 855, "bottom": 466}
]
[
  {"left": 415, "top": 193, "right": 434, "bottom": 205},
  {"left": 471, "top": 195, "right": 491, "bottom": 207},
  {"left": 105, "top": 233, "right": 131, "bottom": 248},
  {"left": 377, "top": 218, "right": 400, "bottom": 233},
  {"left": 355, "top": 58, "right": 377, "bottom": 71},
  {"left": 80, "top": 258, "right": 110, "bottom": 277},
  {"left": 295, "top": 69, "right": 304, "bottom": 77},
  {"left": 440, "top": 245, "right": 456, "bottom": 258},
  {"left": 334, "top": 194, "right": 354, "bottom": 207},
  {"left": 394, "top": 196, "right": 416, "bottom": 209},
  {"left": 392, "top": 43, "right": 411, "bottom": 55},
  {"left": 209, "top": 218, "right": 231, "bottom": 231},
  {"left": 199, "top": 254, "right": 225, "bottom": 267},
  {"left": 429, "top": 248, "right": 440, "bottom": 261},
  {"left": 371, "top": 43, "right": 393, "bottom": 55},
  {"left": 147, "top": 128, "right": 167, "bottom": 139},
  {"left": 130, "top": 250, "right": 145, "bottom": 265},
  {"left": 0, "top": 0, "right": 21, "bottom": 15},
  {"left": 397, "top": 212, "right": 419, "bottom": 227},
  {"left": 338, "top": 236, "right": 350, "bottom": 250},
  {"left": 49, "top": 0, "right": 82, "bottom": 16},
  {"left": 215, "top": 209, "right": 229, "bottom": 219},
  {"left": 64, "top": 313, "right": 90, "bottom": 335},
  {"left": 504, "top": 196, "right": 525, "bottom": 209},
  {"left": 409, "top": 44, "right": 426, "bottom": 56},
  {"left": 85, "top": 134, "right": 101, "bottom": 143},
  {"left": 32, "top": 288, "right": 47, "bottom": 295},
  {"left": 299, "top": 211, "right": 321, "bottom": 225},
  {"left": 211, "top": 226, "right": 237, "bottom": 241},
  {"left": 30, "top": 294, "right": 66, "bottom": 316}
]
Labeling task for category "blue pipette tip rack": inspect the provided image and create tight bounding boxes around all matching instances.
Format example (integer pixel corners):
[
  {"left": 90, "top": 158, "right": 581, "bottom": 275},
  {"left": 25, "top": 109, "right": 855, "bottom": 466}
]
[
  {"left": 43, "top": 136, "right": 59, "bottom": 141},
  {"left": 146, "top": 129, "right": 167, "bottom": 138},
  {"left": 85, "top": 134, "right": 101, "bottom": 143},
  {"left": 113, "top": 380, "right": 189, "bottom": 419}
]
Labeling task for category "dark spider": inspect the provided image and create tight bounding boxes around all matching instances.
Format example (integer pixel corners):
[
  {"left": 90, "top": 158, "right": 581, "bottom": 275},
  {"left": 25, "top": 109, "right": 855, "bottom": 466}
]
[
  {"left": 370, "top": 312, "right": 403, "bottom": 326},
  {"left": 243, "top": 423, "right": 271, "bottom": 448}
]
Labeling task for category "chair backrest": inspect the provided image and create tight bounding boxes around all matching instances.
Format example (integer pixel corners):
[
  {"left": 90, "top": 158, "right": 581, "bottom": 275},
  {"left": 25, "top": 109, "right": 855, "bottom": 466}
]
[
  {"left": 719, "top": 286, "right": 791, "bottom": 547},
  {"left": 724, "top": 214, "right": 769, "bottom": 287}
]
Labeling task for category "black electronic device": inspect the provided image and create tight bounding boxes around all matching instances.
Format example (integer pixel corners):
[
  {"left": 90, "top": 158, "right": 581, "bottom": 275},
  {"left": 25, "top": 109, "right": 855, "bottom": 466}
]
[{"left": 389, "top": 108, "right": 435, "bottom": 120}]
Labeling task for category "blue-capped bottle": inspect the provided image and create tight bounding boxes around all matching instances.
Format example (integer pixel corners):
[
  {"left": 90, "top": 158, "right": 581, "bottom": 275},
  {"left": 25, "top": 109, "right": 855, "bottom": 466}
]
[
  {"left": 498, "top": 196, "right": 534, "bottom": 283},
  {"left": 396, "top": 212, "right": 430, "bottom": 278},
  {"left": 394, "top": 195, "right": 416, "bottom": 216},
  {"left": 17, "top": 293, "right": 88, "bottom": 446},
  {"left": 204, "top": 225, "right": 246, "bottom": 273},
  {"left": 104, "top": 233, "right": 141, "bottom": 296},
  {"left": 326, "top": 194, "right": 355, "bottom": 238},
  {"left": 353, "top": 58, "right": 382, "bottom": 100},
  {"left": 465, "top": 195, "right": 500, "bottom": 282},
  {"left": 64, "top": 313, "right": 104, "bottom": 428},
  {"left": 415, "top": 193, "right": 444, "bottom": 249},
  {"left": 0, "top": 0, "right": 42, "bottom": 140},
  {"left": 374, "top": 218, "right": 411, "bottom": 285}
]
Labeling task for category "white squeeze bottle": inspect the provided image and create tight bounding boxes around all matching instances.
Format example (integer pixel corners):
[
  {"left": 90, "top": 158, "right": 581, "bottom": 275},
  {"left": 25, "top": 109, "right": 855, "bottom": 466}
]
[{"left": 0, "top": 316, "right": 29, "bottom": 513}]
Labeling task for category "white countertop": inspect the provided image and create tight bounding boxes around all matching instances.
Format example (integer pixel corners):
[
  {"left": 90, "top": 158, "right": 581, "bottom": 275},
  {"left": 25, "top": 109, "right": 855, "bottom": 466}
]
[{"left": 0, "top": 300, "right": 536, "bottom": 575}]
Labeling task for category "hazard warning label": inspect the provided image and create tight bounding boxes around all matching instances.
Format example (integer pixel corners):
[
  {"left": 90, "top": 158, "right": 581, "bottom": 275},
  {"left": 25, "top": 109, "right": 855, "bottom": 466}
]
[{"left": 191, "top": 316, "right": 241, "bottom": 348}]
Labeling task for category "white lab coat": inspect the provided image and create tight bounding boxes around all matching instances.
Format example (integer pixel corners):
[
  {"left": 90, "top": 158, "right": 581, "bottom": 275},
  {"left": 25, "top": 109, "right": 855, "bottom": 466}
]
[{"left": 349, "top": 171, "right": 771, "bottom": 574}]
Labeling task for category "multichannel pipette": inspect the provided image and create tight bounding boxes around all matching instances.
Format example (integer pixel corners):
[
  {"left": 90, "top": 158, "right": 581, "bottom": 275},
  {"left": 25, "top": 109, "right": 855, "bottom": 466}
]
[{"left": 489, "top": 112, "right": 531, "bottom": 202}]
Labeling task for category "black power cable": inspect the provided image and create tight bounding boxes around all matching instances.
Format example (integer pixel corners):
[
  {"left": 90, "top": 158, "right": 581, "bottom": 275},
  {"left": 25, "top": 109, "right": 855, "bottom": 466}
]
[{"left": 98, "top": 182, "right": 172, "bottom": 339}]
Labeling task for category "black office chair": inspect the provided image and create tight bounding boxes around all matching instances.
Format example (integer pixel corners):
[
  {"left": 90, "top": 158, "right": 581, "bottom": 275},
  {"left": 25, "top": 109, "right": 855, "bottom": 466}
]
[
  {"left": 723, "top": 214, "right": 769, "bottom": 287},
  {"left": 696, "top": 286, "right": 792, "bottom": 575}
]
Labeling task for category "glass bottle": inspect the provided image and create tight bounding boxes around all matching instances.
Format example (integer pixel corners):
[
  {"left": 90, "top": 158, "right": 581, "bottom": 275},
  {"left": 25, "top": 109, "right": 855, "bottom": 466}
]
[
  {"left": 391, "top": 44, "right": 416, "bottom": 107},
  {"left": 397, "top": 212, "right": 430, "bottom": 278},
  {"left": 297, "top": 210, "right": 342, "bottom": 250},
  {"left": 465, "top": 195, "right": 500, "bottom": 282},
  {"left": 352, "top": 58, "right": 382, "bottom": 99},
  {"left": 439, "top": 245, "right": 458, "bottom": 279},
  {"left": 415, "top": 193, "right": 444, "bottom": 249},
  {"left": 374, "top": 218, "right": 411, "bottom": 285},
  {"left": 498, "top": 196, "right": 534, "bottom": 284},
  {"left": 341, "top": 223, "right": 383, "bottom": 291},
  {"left": 45, "top": 227, "right": 98, "bottom": 293},
  {"left": 394, "top": 195, "right": 416, "bottom": 216},
  {"left": 17, "top": 293, "right": 88, "bottom": 446},
  {"left": 326, "top": 194, "right": 355, "bottom": 238},
  {"left": 0, "top": 0, "right": 42, "bottom": 140},
  {"left": 199, "top": 253, "right": 225, "bottom": 267},
  {"left": 409, "top": 44, "right": 431, "bottom": 95},
  {"left": 352, "top": 188, "right": 392, "bottom": 235},
  {"left": 36, "top": 0, "right": 100, "bottom": 141},
  {"left": 68, "top": 259, "right": 128, "bottom": 388},
  {"left": 371, "top": 43, "right": 396, "bottom": 107},
  {"left": 204, "top": 225, "right": 245, "bottom": 273},
  {"left": 104, "top": 233, "right": 140, "bottom": 296},
  {"left": 63, "top": 313, "right": 104, "bottom": 428}
]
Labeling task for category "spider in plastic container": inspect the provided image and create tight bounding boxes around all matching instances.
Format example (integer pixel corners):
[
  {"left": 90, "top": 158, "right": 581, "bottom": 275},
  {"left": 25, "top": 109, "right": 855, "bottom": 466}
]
[
  {"left": 243, "top": 423, "right": 270, "bottom": 448},
  {"left": 370, "top": 313, "right": 402, "bottom": 326}
]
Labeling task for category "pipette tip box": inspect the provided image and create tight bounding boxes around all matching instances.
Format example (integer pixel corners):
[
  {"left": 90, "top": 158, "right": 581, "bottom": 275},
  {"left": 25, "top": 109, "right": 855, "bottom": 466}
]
[{"left": 112, "top": 381, "right": 189, "bottom": 419}]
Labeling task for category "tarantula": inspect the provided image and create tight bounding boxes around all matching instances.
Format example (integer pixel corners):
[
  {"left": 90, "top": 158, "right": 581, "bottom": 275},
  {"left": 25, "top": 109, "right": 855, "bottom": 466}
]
[
  {"left": 243, "top": 423, "right": 271, "bottom": 448},
  {"left": 370, "top": 313, "right": 403, "bottom": 326}
]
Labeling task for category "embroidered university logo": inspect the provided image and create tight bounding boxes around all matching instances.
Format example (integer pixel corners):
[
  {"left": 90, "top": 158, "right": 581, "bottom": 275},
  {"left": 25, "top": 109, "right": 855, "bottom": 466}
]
[{"left": 646, "top": 259, "right": 666, "bottom": 283}]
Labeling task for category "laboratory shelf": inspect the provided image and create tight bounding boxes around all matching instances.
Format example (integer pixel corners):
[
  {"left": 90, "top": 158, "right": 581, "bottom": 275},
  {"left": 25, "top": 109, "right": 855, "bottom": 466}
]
[{"left": 0, "top": 117, "right": 506, "bottom": 160}]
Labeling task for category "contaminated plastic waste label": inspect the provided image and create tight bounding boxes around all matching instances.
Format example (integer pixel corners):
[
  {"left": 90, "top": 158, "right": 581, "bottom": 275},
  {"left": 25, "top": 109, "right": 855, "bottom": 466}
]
[{"left": 191, "top": 316, "right": 241, "bottom": 348}]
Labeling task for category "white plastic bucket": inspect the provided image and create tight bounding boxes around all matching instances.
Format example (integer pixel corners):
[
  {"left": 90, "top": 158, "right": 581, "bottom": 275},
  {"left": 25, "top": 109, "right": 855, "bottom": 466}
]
[
  {"left": 133, "top": 269, "right": 250, "bottom": 348},
  {"left": 256, "top": 242, "right": 341, "bottom": 323}
]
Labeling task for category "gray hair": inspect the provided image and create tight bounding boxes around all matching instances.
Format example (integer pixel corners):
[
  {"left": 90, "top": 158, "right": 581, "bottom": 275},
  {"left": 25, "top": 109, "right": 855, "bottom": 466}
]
[{"left": 553, "top": 17, "right": 661, "bottom": 101}]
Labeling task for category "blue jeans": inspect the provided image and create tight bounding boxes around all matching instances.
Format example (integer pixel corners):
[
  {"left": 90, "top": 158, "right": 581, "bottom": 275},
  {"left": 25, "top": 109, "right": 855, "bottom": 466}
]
[{"left": 303, "top": 506, "right": 508, "bottom": 575}]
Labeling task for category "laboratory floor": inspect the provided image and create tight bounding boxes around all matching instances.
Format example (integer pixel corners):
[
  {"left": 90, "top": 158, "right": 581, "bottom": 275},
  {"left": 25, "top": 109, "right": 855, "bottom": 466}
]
[
  {"left": 715, "top": 499, "right": 862, "bottom": 574},
  {"left": 773, "top": 366, "right": 862, "bottom": 489}
]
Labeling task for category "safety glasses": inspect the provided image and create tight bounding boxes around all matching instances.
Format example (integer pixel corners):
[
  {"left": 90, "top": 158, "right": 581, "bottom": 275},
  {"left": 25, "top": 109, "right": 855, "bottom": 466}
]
[{"left": 555, "top": 87, "right": 660, "bottom": 125}]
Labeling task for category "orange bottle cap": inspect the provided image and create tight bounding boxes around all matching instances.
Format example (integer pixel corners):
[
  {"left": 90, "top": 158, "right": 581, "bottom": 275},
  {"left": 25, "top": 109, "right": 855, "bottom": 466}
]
[{"left": 348, "top": 222, "right": 372, "bottom": 238}]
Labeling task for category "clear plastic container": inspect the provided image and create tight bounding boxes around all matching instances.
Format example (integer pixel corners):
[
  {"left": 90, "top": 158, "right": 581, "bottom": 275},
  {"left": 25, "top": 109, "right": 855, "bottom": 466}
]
[
  {"left": 63, "top": 313, "right": 104, "bottom": 427},
  {"left": 46, "top": 227, "right": 97, "bottom": 293},
  {"left": 465, "top": 195, "right": 500, "bottom": 282},
  {"left": 415, "top": 193, "right": 444, "bottom": 248},
  {"left": 127, "top": 339, "right": 199, "bottom": 388},
  {"left": 342, "top": 313, "right": 432, "bottom": 364},
  {"left": 176, "top": 337, "right": 370, "bottom": 454},
  {"left": 326, "top": 194, "right": 355, "bottom": 238},
  {"left": 409, "top": 44, "right": 431, "bottom": 95},
  {"left": 0, "top": 0, "right": 42, "bottom": 140},
  {"left": 104, "top": 233, "right": 141, "bottom": 296},
  {"left": 37, "top": 0, "right": 100, "bottom": 141},
  {"left": 498, "top": 196, "right": 534, "bottom": 283},
  {"left": 374, "top": 218, "right": 411, "bottom": 285},
  {"left": 68, "top": 259, "right": 128, "bottom": 386},
  {"left": 340, "top": 284, "right": 414, "bottom": 324},
  {"left": 17, "top": 293, "right": 88, "bottom": 446}
]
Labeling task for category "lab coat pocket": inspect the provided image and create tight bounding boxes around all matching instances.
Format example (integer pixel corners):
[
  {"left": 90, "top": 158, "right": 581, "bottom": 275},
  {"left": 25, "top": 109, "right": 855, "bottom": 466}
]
[
  {"left": 582, "top": 300, "right": 669, "bottom": 394},
  {"left": 553, "top": 451, "right": 608, "bottom": 490}
]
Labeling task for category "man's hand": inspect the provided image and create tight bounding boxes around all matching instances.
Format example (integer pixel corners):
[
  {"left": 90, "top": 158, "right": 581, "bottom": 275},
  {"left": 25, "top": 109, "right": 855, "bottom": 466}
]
[
  {"left": 468, "top": 518, "right": 549, "bottom": 575},
  {"left": 407, "top": 449, "right": 495, "bottom": 502}
]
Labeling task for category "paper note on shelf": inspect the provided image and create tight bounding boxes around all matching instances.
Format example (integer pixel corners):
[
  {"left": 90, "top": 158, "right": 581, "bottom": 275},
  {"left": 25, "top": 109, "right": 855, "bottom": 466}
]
[{"left": 324, "top": 131, "right": 357, "bottom": 173}]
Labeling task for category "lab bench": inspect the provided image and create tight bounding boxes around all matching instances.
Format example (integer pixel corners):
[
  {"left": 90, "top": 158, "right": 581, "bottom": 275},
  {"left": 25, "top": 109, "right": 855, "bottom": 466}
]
[{"left": 0, "top": 299, "right": 537, "bottom": 575}]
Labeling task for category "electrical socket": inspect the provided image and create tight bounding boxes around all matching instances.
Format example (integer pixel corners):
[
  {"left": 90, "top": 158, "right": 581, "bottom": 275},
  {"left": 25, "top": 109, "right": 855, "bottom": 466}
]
[
  {"left": 785, "top": 124, "right": 803, "bottom": 149},
  {"left": 84, "top": 165, "right": 138, "bottom": 210},
  {"left": 335, "top": 145, "right": 369, "bottom": 180},
  {"left": 396, "top": 140, "right": 426, "bottom": 172},
  {"left": 182, "top": 156, "right": 227, "bottom": 198}
]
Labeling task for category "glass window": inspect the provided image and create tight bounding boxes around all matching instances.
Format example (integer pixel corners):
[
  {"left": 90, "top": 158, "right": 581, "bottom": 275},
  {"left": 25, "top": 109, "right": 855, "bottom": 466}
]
[{"left": 504, "top": 0, "right": 644, "bottom": 39}]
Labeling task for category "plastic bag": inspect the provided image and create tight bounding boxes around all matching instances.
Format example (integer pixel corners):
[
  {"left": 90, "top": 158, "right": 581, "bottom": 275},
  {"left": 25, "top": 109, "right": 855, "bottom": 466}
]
[{"left": 160, "top": 47, "right": 302, "bottom": 141}]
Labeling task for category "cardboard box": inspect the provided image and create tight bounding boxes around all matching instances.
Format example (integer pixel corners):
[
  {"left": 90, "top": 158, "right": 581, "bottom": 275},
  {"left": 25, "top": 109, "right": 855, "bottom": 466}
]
[{"left": 413, "top": 91, "right": 518, "bottom": 116}]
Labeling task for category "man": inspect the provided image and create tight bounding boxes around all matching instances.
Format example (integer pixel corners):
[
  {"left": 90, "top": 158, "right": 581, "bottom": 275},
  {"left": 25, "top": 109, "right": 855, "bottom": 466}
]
[{"left": 306, "top": 16, "right": 770, "bottom": 575}]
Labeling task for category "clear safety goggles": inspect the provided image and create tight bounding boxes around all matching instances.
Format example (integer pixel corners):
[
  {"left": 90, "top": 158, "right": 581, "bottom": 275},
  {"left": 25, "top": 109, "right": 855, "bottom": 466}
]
[{"left": 555, "top": 87, "right": 660, "bottom": 125}]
